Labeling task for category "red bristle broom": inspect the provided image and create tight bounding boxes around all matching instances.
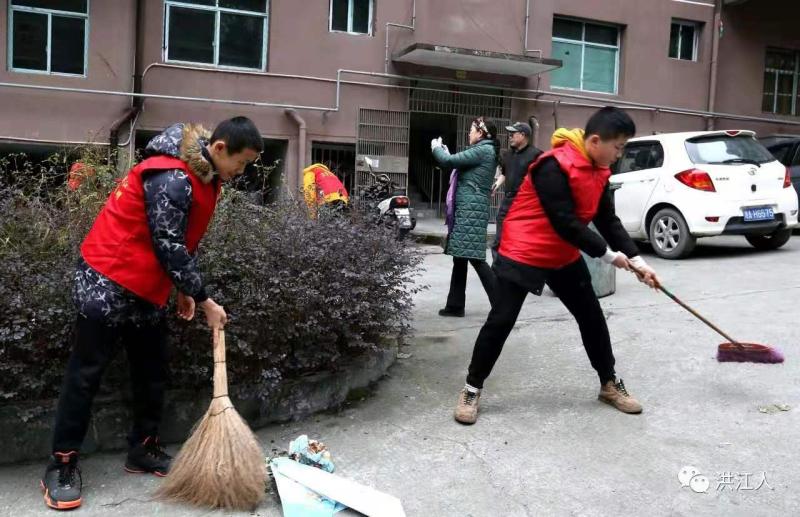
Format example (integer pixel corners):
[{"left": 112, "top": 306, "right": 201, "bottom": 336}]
[{"left": 630, "top": 266, "right": 784, "bottom": 364}]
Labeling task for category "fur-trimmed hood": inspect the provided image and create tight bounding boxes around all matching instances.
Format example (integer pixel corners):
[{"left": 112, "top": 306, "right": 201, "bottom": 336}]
[{"left": 144, "top": 123, "right": 216, "bottom": 184}]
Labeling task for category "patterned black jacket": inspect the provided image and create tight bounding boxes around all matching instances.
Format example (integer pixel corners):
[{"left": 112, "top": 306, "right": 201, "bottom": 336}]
[{"left": 73, "top": 123, "right": 218, "bottom": 326}]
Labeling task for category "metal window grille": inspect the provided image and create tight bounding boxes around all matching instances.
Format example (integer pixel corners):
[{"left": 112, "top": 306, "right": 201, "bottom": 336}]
[
  {"left": 408, "top": 82, "right": 511, "bottom": 120},
  {"left": 763, "top": 48, "right": 799, "bottom": 116},
  {"left": 355, "top": 108, "right": 410, "bottom": 197}
]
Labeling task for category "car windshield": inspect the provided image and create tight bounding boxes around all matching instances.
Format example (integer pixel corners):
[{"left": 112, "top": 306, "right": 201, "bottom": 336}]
[{"left": 685, "top": 135, "right": 776, "bottom": 166}]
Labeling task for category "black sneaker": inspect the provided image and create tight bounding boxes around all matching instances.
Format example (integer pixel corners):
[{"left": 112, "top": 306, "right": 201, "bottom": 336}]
[
  {"left": 438, "top": 307, "right": 465, "bottom": 317},
  {"left": 125, "top": 437, "right": 172, "bottom": 477},
  {"left": 41, "top": 451, "right": 82, "bottom": 510}
]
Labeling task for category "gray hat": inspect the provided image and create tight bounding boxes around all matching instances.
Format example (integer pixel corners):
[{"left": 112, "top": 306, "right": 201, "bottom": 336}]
[{"left": 505, "top": 122, "right": 532, "bottom": 136}]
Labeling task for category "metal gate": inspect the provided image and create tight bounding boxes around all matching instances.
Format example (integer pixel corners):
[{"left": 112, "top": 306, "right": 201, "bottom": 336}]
[
  {"left": 311, "top": 141, "right": 356, "bottom": 194},
  {"left": 455, "top": 115, "right": 511, "bottom": 151},
  {"left": 355, "top": 108, "right": 410, "bottom": 197},
  {"left": 409, "top": 81, "right": 512, "bottom": 120}
]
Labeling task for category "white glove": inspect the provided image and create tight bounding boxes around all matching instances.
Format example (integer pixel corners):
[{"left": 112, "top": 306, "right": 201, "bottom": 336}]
[
  {"left": 430, "top": 137, "right": 443, "bottom": 151},
  {"left": 629, "top": 255, "right": 647, "bottom": 269},
  {"left": 600, "top": 248, "right": 630, "bottom": 270},
  {"left": 629, "top": 255, "right": 660, "bottom": 288},
  {"left": 601, "top": 248, "right": 623, "bottom": 264},
  {"left": 492, "top": 174, "right": 505, "bottom": 193}
]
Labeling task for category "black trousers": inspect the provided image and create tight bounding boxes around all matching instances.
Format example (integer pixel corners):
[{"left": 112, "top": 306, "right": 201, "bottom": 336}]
[
  {"left": 466, "top": 258, "right": 616, "bottom": 389},
  {"left": 445, "top": 257, "right": 496, "bottom": 310},
  {"left": 52, "top": 315, "right": 169, "bottom": 453}
]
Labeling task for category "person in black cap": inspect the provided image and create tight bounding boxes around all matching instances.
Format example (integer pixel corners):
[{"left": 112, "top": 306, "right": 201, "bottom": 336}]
[{"left": 492, "top": 122, "right": 542, "bottom": 257}]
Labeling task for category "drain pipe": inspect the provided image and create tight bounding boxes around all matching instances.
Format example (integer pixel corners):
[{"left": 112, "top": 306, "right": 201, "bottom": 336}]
[
  {"left": 528, "top": 115, "right": 540, "bottom": 148},
  {"left": 109, "top": 0, "right": 145, "bottom": 168},
  {"left": 523, "top": 0, "right": 543, "bottom": 57},
  {"left": 108, "top": 108, "right": 138, "bottom": 168},
  {"left": 132, "top": 0, "right": 146, "bottom": 113},
  {"left": 385, "top": 0, "right": 416, "bottom": 74},
  {"left": 552, "top": 100, "right": 561, "bottom": 129},
  {"left": 706, "top": 0, "right": 722, "bottom": 130},
  {"left": 284, "top": 108, "right": 307, "bottom": 191}
]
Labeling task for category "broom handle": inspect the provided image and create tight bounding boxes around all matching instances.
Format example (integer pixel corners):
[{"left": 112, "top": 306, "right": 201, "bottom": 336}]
[
  {"left": 629, "top": 265, "right": 741, "bottom": 345},
  {"left": 213, "top": 328, "right": 228, "bottom": 398}
]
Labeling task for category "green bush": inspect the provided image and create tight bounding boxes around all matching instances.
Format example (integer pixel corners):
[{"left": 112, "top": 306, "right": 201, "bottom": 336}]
[{"left": 0, "top": 150, "right": 422, "bottom": 404}]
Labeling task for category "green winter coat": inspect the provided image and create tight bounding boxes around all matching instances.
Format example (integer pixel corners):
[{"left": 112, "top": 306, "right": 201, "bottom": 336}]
[{"left": 433, "top": 139, "right": 498, "bottom": 260}]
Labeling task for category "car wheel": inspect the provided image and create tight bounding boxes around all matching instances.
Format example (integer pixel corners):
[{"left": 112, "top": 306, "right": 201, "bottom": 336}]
[
  {"left": 745, "top": 228, "right": 792, "bottom": 250},
  {"left": 649, "top": 208, "right": 696, "bottom": 259}
]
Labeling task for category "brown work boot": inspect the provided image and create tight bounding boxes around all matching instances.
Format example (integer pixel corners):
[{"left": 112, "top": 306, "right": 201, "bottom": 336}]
[
  {"left": 598, "top": 378, "right": 642, "bottom": 414},
  {"left": 454, "top": 387, "right": 481, "bottom": 424}
]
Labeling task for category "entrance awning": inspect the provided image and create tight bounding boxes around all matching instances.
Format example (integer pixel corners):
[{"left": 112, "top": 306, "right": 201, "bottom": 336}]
[{"left": 393, "top": 43, "right": 561, "bottom": 78}]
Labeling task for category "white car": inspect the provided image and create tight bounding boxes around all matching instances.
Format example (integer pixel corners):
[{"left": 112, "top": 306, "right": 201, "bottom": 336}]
[{"left": 610, "top": 130, "right": 798, "bottom": 259}]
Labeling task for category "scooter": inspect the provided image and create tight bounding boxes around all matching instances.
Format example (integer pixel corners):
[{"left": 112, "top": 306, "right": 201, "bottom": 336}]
[{"left": 361, "top": 157, "right": 416, "bottom": 240}]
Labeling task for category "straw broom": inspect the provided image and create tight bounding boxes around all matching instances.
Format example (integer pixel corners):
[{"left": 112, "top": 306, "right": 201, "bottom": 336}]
[{"left": 157, "top": 328, "right": 266, "bottom": 510}]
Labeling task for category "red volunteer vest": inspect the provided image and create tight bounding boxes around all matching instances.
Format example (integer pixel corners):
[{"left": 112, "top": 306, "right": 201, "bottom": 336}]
[
  {"left": 499, "top": 143, "right": 611, "bottom": 269},
  {"left": 80, "top": 156, "right": 220, "bottom": 306},
  {"left": 314, "top": 166, "right": 349, "bottom": 202}
]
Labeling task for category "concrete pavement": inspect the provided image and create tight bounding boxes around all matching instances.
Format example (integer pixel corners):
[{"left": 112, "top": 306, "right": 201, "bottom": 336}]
[{"left": 1, "top": 236, "right": 798, "bottom": 516}]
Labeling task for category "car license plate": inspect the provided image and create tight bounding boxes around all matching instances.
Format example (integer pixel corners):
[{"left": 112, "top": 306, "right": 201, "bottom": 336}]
[{"left": 743, "top": 206, "right": 774, "bottom": 222}]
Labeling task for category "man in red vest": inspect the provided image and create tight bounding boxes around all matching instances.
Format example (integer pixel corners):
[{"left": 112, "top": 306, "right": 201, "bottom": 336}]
[
  {"left": 454, "top": 107, "right": 660, "bottom": 425},
  {"left": 41, "top": 117, "right": 263, "bottom": 510}
]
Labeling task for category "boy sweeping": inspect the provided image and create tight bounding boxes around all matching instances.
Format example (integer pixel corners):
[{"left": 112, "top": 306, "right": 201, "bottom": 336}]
[
  {"left": 454, "top": 107, "right": 660, "bottom": 425},
  {"left": 41, "top": 116, "right": 263, "bottom": 510}
]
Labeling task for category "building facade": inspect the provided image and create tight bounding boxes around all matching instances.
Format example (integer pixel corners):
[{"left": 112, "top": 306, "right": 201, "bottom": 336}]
[{"left": 2, "top": 0, "right": 799, "bottom": 202}]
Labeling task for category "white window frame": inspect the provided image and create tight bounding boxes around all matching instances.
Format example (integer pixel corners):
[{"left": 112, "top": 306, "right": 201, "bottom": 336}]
[
  {"left": 7, "top": 0, "right": 90, "bottom": 77},
  {"left": 328, "top": 0, "right": 373, "bottom": 36},
  {"left": 551, "top": 17, "right": 620, "bottom": 95},
  {"left": 763, "top": 48, "right": 799, "bottom": 116},
  {"left": 669, "top": 19, "right": 699, "bottom": 62},
  {"left": 164, "top": 0, "right": 269, "bottom": 72}
]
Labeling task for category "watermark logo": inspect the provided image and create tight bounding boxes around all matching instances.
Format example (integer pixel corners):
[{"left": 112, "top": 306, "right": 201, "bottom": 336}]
[
  {"left": 678, "top": 466, "right": 708, "bottom": 493},
  {"left": 678, "top": 466, "right": 774, "bottom": 494}
]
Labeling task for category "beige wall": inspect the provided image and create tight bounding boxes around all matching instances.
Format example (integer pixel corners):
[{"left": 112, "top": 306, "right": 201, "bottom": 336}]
[
  {"left": 0, "top": 0, "right": 136, "bottom": 143},
  {"left": 134, "top": 0, "right": 414, "bottom": 185},
  {"left": 133, "top": 0, "right": 721, "bottom": 159},
  {"left": 531, "top": 0, "right": 715, "bottom": 109},
  {"left": 2, "top": 0, "right": 799, "bottom": 163},
  {"left": 510, "top": 0, "right": 717, "bottom": 137},
  {"left": 714, "top": 0, "right": 800, "bottom": 135}
]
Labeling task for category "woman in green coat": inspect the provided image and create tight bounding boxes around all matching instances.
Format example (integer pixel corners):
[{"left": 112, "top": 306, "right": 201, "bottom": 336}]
[{"left": 431, "top": 117, "right": 499, "bottom": 317}]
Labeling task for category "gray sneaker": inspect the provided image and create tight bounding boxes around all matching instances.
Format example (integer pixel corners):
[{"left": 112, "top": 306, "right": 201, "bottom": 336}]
[{"left": 41, "top": 451, "right": 82, "bottom": 510}]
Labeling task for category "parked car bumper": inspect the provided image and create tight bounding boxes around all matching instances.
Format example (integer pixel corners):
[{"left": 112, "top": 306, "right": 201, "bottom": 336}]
[
  {"left": 721, "top": 215, "right": 786, "bottom": 236},
  {"left": 682, "top": 191, "right": 799, "bottom": 236}
]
